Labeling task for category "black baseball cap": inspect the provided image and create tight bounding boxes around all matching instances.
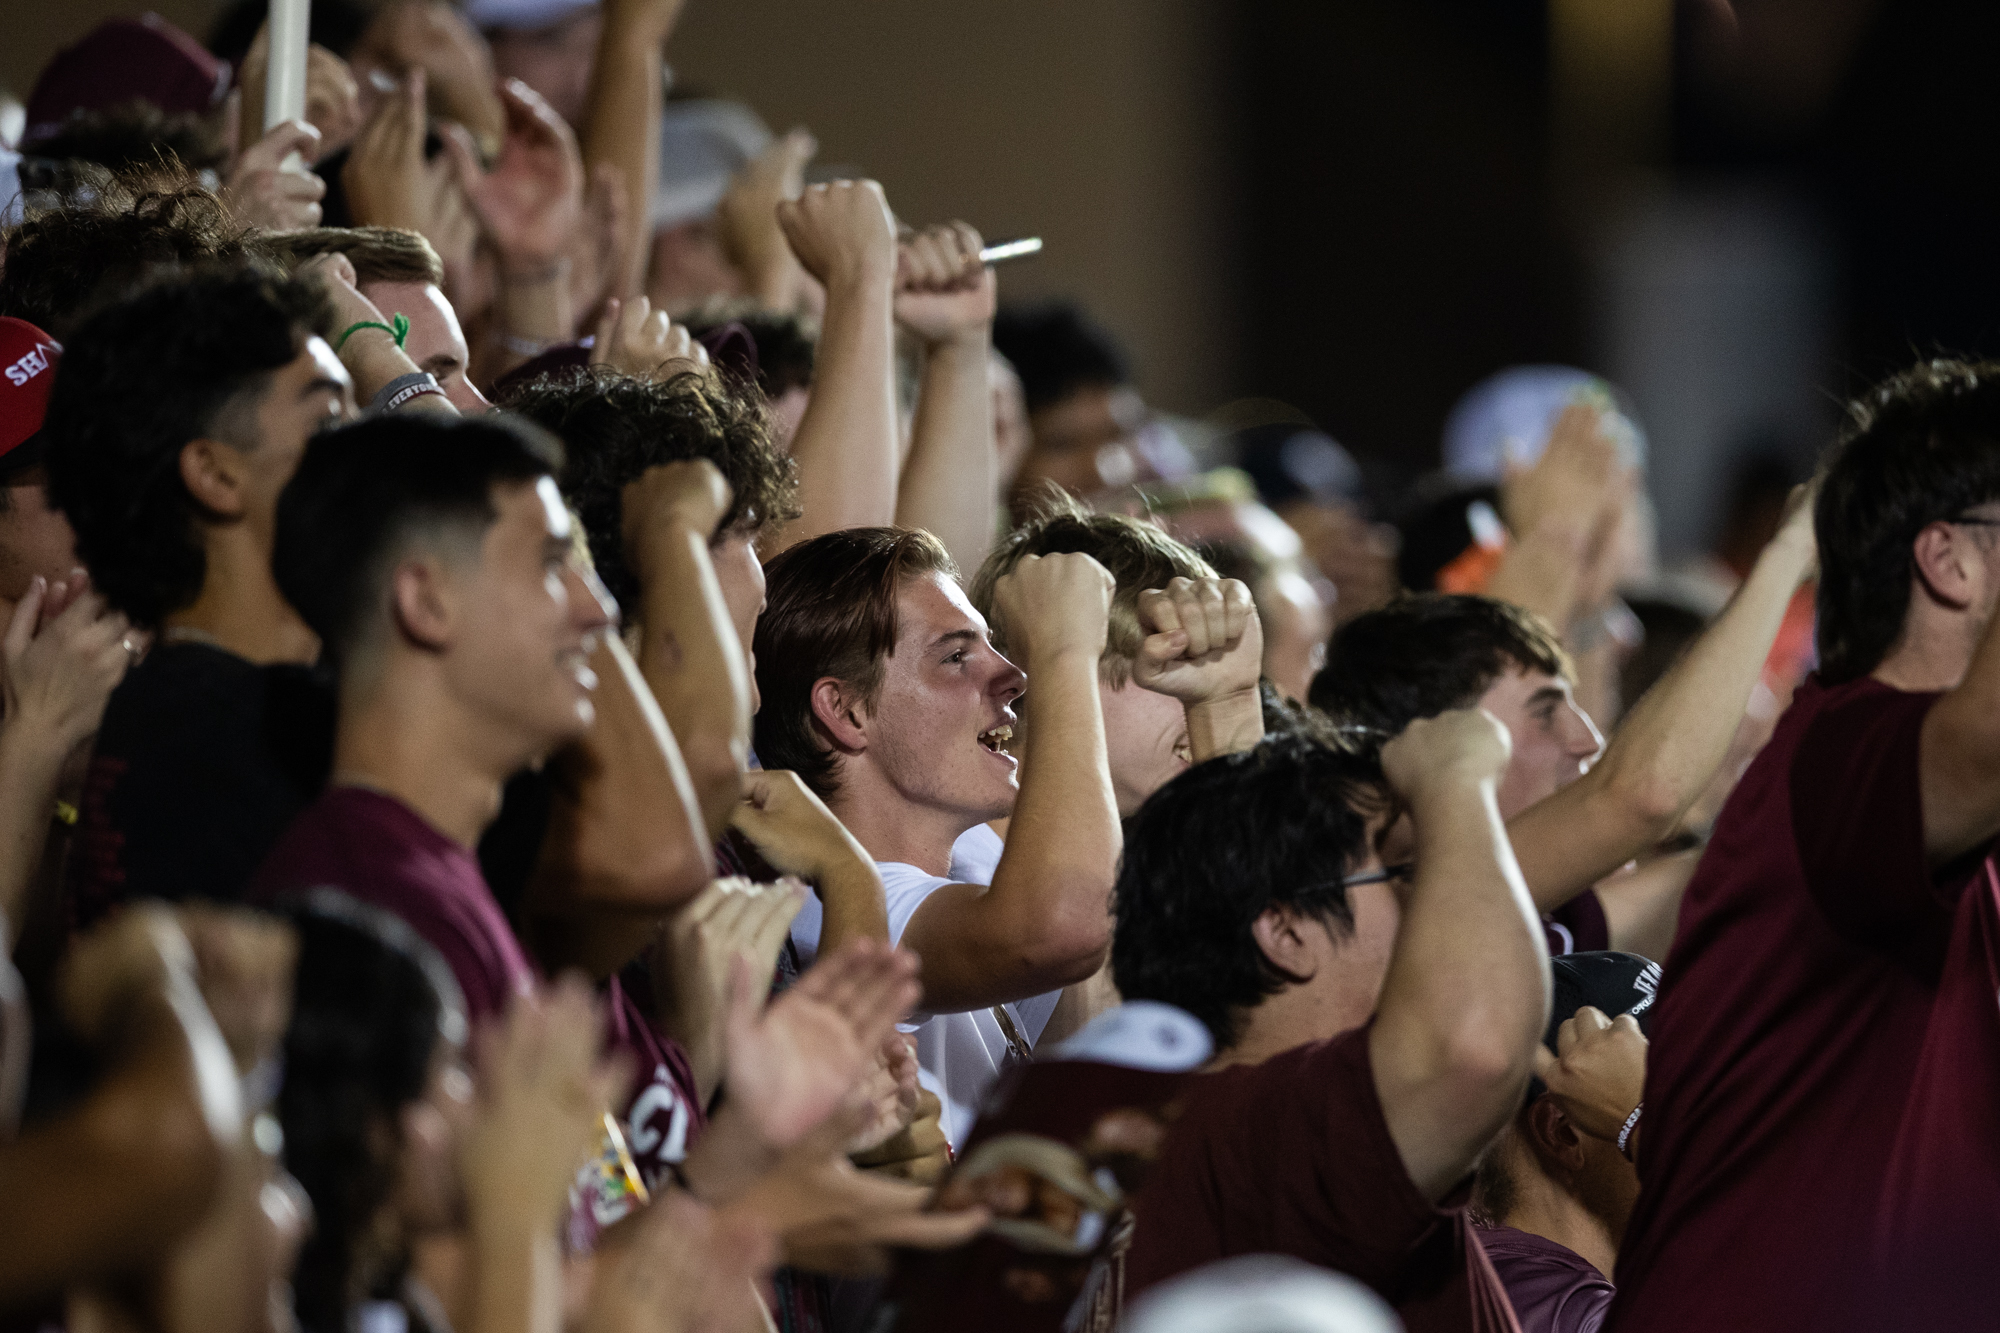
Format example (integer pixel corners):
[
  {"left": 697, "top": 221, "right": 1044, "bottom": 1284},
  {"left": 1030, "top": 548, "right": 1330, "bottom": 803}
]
[
  {"left": 1525, "top": 950, "right": 1660, "bottom": 1102},
  {"left": 1546, "top": 950, "right": 1660, "bottom": 1051}
]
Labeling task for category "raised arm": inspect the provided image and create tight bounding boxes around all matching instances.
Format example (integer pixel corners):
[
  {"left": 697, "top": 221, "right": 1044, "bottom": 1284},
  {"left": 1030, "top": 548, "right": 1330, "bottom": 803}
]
[
  {"left": 1507, "top": 484, "right": 1817, "bottom": 910},
  {"left": 1371, "top": 710, "right": 1549, "bottom": 1202},
  {"left": 1132, "top": 576, "right": 1266, "bottom": 762},
  {"left": 893, "top": 223, "right": 999, "bottom": 573},
  {"left": 763, "top": 182, "right": 901, "bottom": 555},
  {"left": 898, "top": 554, "right": 1121, "bottom": 1012},
  {"left": 1484, "top": 404, "right": 1625, "bottom": 633},
  {"left": 626, "top": 460, "right": 753, "bottom": 839},
  {"left": 524, "top": 631, "right": 712, "bottom": 978},
  {"left": 730, "top": 769, "right": 890, "bottom": 957},
  {"left": 579, "top": 0, "right": 686, "bottom": 298}
]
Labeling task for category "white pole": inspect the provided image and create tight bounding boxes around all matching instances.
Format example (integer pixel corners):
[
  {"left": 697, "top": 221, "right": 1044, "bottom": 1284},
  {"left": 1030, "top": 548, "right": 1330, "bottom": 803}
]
[{"left": 263, "top": 0, "right": 310, "bottom": 133}]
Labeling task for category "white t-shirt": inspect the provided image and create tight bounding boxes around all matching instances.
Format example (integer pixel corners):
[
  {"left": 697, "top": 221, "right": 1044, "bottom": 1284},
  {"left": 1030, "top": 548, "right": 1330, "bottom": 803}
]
[{"left": 789, "top": 823, "right": 1060, "bottom": 1151}]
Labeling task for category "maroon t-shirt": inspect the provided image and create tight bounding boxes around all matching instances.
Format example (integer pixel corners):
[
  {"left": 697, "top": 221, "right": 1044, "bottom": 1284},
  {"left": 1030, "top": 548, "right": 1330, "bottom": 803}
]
[
  {"left": 1126, "top": 1025, "right": 1520, "bottom": 1333},
  {"left": 254, "top": 786, "right": 535, "bottom": 1022},
  {"left": 1544, "top": 888, "right": 1609, "bottom": 956},
  {"left": 1607, "top": 676, "right": 1977, "bottom": 1332},
  {"left": 1865, "top": 858, "right": 2000, "bottom": 1325},
  {"left": 1477, "top": 1226, "right": 1612, "bottom": 1333}
]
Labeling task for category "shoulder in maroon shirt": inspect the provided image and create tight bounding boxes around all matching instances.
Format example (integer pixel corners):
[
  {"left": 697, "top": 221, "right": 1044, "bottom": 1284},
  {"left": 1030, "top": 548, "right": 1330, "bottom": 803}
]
[
  {"left": 1608, "top": 676, "right": 1983, "bottom": 1333},
  {"left": 1477, "top": 1226, "right": 1611, "bottom": 1333},
  {"left": 1864, "top": 858, "right": 2000, "bottom": 1326},
  {"left": 1126, "top": 1024, "right": 1519, "bottom": 1333},
  {"left": 254, "top": 786, "right": 536, "bottom": 1023}
]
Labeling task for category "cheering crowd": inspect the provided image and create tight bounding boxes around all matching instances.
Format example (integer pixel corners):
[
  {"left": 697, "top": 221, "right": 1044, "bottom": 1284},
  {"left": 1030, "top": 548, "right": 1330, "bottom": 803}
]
[{"left": 1, "top": 3, "right": 1996, "bottom": 1332}]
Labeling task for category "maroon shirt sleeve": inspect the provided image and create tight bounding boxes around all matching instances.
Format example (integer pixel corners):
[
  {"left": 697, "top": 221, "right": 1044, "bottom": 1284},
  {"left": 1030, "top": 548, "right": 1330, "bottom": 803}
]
[
  {"left": 1132, "top": 1025, "right": 1518, "bottom": 1332},
  {"left": 1788, "top": 684, "right": 1957, "bottom": 972}
]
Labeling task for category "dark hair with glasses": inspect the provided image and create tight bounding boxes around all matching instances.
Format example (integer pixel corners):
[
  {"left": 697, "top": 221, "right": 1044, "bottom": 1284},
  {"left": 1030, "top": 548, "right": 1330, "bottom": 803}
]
[
  {"left": 1815, "top": 359, "right": 2000, "bottom": 682},
  {"left": 1112, "top": 733, "right": 1387, "bottom": 1050}
]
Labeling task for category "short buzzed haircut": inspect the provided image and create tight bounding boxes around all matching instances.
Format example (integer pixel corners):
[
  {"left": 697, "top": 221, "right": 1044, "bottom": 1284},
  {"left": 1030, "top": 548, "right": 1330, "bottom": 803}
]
[
  {"left": 1309, "top": 593, "right": 1570, "bottom": 746},
  {"left": 970, "top": 492, "right": 1214, "bottom": 687},
  {"left": 753, "top": 527, "right": 956, "bottom": 798},
  {"left": 501, "top": 366, "right": 799, "bottom": 610},
  {"left": 254, "top": 226, "right": 446, "bottom": 288},
  {"left": 273, "top": 413, "right": 564, "bottom": 670}
]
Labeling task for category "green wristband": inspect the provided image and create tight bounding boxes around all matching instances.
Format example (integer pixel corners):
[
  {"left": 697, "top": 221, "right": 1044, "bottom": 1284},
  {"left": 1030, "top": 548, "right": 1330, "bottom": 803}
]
[{"left": 334, "top": 312, "right": 410, "bottom": 352}]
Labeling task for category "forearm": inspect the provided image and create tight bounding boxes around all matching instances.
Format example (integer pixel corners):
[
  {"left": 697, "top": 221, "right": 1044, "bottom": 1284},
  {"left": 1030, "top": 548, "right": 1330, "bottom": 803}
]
[
  {"left": 0, "top": 721, "right": 66, "bottom": 943},
  {"left": 525, "top": 643, "right": 712, "bottom": 980},
  {"left": 637, "top": 529, "right": 753, "bottom": 840},
  {"left": 497, "top": 262, "right": 576, "bottom": 346},
  {"left": 764, "top": 275, "right": 898, "bottom": 554},
  {"left": 1511, "top": 531, "right": 1809, "bottom": 910},
  {"left": 954, "top": 654, "right": 1119, "bottom": 998},
  {"left": 895, "top": 332, "right": 996, "bottom": 572},
  {"left": 811, "top": 855, "right": 890, "bottom": 958},
  {"left": 579, "top": 11, "right": 665, "bottom": 298},
  {"left": 465, "top": 1223, "right": 562, "bottom": 1333},
  {"left": 1484, "top": 520, "right": 1589, "bottom": 629},
  {"left": 1372, "top": 780, "right": 1546, "bottom": 1200},
  {"left": 1185, "top": 687, "right": 1264, "bottom": 763},
  {"left": 341, "top": 330, "right": 458, "bottom": 416}
]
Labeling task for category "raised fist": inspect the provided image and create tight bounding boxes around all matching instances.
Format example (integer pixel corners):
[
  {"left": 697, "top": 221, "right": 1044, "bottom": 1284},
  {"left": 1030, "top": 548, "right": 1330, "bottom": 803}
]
[
  {"left": 1132, "top": 576, "right": 1262, "bottom": 706},
  {"left": 989, "top": 552, "right": 1115, "bottom": 665},
  {"left": 1380, "top": 707, "right": 1511, "bottom": 803},
  {"left": 775, "top": 180, "right": 897, "bottom": 291}
]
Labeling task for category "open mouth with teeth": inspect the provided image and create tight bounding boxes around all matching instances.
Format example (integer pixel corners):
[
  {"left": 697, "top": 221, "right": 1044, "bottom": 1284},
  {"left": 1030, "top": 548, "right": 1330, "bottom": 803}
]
[{"left": 978, "top": 723, "right": 1015, "bottom": 754}]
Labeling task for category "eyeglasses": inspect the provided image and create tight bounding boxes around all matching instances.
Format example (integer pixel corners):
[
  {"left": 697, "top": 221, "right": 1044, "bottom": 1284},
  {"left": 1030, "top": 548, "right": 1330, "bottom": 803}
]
[
  {"left": 1948, "top": 516, "right": 2000, "bottom": 528},
  {"left": 1341, "top": 861, "right": 1415, "bottom": 888}
]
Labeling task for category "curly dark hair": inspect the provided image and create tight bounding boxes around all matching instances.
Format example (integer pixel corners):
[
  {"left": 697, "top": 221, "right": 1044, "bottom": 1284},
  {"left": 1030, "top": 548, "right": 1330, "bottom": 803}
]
[
  {"left": 25, "top": 101, "right": 228, "bottom": 177},
  {"left": 1112, "top": 734, "right": 1384, "bottom": 1050},
  {"left": 500, "top": 366, "right": 799, "bottom": 610},
  {"left": 0, "top": 186, "right": 251, "bottom": 338},
  {"left": 1815, "top": 359, "right": 2000, "bottom": 682},
  {"left": 278, "top": 889, "right": 465, "bottom": 1333},
  {"left": 43, "top": 265, "right": 332, "bottom": 628}
]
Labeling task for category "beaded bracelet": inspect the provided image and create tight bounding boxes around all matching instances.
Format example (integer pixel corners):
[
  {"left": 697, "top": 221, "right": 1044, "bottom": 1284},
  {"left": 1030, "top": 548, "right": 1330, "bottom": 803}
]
[{"left": 1617, "top": 1103, "right": 1644, "bottom": 1160}]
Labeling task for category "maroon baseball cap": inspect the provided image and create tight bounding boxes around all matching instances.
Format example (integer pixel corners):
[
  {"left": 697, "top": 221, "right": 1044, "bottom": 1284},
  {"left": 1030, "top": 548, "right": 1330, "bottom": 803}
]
[
  {"left": 23, "top": 14, "right": 230, "bottom": 147},
  {"left": 0, "top": 319, "right": 62, "bottom": 477}
]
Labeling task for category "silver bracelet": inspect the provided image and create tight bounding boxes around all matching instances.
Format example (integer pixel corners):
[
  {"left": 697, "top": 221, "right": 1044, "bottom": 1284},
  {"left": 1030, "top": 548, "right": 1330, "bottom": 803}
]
[{"left": 1617, "top": 1102, "right": 1644, "bottom": 1159}]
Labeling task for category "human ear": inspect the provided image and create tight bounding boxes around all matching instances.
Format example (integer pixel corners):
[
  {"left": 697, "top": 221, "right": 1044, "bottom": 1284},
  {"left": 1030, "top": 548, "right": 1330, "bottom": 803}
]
[
  {"left": 1527, "top": 1094, "right": 1589, "bottom": 1172},
  {"left": 809, "top": 676, "right": 867, "bottom": 753},
  {"left": 1912, "top": 522, "right": 1978, "bottom": 611},
  {"left": 391, "top": 558, "right": 454, "bottom": 651},
  {"left": 1250, "top": 906, "right": 1319, "bottom": 983},
  {"left": 178, "top": 438, "right": 249, "bottom": 519}
]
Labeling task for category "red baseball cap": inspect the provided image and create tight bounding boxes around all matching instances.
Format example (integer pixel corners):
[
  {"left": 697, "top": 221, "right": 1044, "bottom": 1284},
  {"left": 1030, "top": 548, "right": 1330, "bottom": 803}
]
[
  {"left": 0, "top": 319, "right": 62, "bottom": 475},
  {"left": 23, "top": 14, "right": 230, "bottom": 147}
]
